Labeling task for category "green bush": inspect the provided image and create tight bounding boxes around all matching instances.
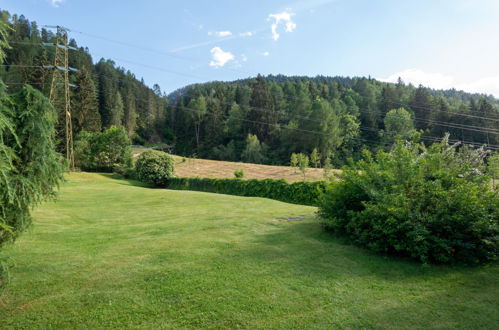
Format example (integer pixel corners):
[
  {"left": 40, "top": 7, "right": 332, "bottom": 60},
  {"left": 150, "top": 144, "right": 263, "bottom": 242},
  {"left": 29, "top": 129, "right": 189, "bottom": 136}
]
[
  {"left": 135, "top": 150, "right": 175, "bottom": 186},
  {"left": 234, "top": 169, "right": 244, "bottom": 178},
  {"left": 318, "top": 137, "right": 499, "bottom": 264},
  {"left": 74, "top": 126, "right": 132, "bottom": 172},
  {"left": 166, "top": 177, "right": 327, "bottom": 206}
]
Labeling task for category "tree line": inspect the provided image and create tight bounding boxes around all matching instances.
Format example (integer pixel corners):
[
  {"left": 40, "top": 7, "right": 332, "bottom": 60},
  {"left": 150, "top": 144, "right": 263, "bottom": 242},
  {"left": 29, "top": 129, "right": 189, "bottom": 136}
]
[
  {"left": 169, "top": 74, "right": 499, "bottom": 165},
  {"left": 1, "top": 11, "right": 498, "bottom": 166}
]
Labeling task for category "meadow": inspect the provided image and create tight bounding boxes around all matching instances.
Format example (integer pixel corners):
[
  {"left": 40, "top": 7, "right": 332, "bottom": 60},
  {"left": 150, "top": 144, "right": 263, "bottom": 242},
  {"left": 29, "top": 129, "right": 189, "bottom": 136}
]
[
  {"left": 132, "top": 147, "right": 332, "bottom": 182},
  {"left": 0, "top": 173, "right": 497, "bottom": 329}
]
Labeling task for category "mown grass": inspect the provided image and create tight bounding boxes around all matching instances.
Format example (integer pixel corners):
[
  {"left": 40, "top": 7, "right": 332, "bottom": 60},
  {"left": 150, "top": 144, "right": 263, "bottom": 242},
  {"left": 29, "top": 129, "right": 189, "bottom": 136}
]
[{"left": 0, "top": 172, "right": 497, "bottom": 329}]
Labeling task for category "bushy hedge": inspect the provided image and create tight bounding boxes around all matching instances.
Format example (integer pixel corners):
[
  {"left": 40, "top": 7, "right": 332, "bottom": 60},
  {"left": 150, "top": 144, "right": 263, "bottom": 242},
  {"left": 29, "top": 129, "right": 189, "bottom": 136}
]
[
  {"left": 318, "top": 137, "right": 499, "bottom": 264},
  {"left": 166, "top": 177, "right": 328, "bottom": 206},
  {"left": 74, "top": 126, "right": 132, "bottom": 172},
  {"left": 135, "top": 150, "right": 174, "bottom": 186}
]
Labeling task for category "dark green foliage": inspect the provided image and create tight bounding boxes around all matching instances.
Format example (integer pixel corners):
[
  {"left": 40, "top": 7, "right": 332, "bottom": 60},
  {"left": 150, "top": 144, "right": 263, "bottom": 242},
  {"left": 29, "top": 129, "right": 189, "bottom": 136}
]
[
  {"left": 318, "top": 137, "right": 499, "bottom": 264},
  {"left": 0, "top": 84, "right": 64, "bottom": 247},
  {"left": 234, "top": 169, "right": 244, "bottom": 178},
  {"left": 74, "top": 126, "right": 131, "bottom": 172},
  {"left": 72, "top": 67, "right": 101, "bottom": 134},
  {"left": 2, "top": 11, "right": 499, "bottom": 165},
  {"left": 134, "top": 150, "right": 174, "bottom": 186},
  {"left": 1, "top": 11, "right": 167, "bottom": 144},
  {"left": 166, "top": 177, "right": 328, "bottom": 206}
]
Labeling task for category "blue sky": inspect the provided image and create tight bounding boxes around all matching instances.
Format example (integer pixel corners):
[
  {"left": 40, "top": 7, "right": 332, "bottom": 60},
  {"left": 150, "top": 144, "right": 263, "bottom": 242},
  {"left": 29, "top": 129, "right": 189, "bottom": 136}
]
[{"left": 2, "top": 0, "right": 499, "bottom": 96}]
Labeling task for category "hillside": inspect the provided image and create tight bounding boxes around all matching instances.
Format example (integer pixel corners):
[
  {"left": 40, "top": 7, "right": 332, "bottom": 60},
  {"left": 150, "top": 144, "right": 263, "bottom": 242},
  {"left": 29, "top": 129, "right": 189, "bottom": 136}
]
[
  {"left": 0, "top": 173, "right": 497, "bottom": 328},
  {"left": 133, "top": 147, "right": 333, "bottom": 182},
  {"left": 167, "top": 75, "right": 499, "bottom": 167}
]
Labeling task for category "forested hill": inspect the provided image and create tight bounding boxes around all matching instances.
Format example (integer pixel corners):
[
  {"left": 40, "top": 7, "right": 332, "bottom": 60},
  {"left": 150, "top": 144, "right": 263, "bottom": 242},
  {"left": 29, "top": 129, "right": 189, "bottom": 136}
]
[
  {"left": 1, "top": 11, "right": 498, "bottom": 167},
  {"left": 0, "top": 11, "right": 167, "bottom": 143},
  {"left": 168, "top": 74, "right": 499, "bottom": 165}
]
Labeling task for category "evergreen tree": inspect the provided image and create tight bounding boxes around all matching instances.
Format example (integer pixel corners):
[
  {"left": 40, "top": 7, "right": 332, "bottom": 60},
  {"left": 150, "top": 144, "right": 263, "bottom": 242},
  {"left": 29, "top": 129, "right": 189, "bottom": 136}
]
[
  {"left": 72, "top": 67, "right": 101, "bottom": 133},
  {"left": 110, "top": 91, "right": 124, "bottom": 127}
]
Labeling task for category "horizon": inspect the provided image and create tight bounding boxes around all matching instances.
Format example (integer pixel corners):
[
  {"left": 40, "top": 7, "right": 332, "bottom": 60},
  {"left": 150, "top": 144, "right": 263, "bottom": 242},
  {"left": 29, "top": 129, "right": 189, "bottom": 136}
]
[{"left": 2, "top": 0, "right": 499, "bottom": 97}]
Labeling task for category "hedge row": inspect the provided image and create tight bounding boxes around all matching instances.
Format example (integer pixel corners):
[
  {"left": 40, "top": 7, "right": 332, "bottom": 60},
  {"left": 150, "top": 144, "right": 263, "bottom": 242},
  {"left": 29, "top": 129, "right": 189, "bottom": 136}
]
[{"left": 166, "top": 177, "right": 329, "bottom": 206}]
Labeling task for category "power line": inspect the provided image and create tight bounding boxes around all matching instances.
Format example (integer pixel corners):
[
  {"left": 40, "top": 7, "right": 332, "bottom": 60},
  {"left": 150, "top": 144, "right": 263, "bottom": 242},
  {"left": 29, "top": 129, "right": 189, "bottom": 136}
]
[
  {"left": 6, "top": 37, "right": 499, "bottom": 124},
  {"left": 9, "top": 79, "right": 498, "bottom": 151}
]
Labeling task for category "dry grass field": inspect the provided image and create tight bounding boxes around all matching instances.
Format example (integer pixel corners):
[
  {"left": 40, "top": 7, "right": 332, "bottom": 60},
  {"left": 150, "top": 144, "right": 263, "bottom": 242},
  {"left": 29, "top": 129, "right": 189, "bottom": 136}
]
[{"left": 132, "top": 147, "right": 337, "bottom": 182}]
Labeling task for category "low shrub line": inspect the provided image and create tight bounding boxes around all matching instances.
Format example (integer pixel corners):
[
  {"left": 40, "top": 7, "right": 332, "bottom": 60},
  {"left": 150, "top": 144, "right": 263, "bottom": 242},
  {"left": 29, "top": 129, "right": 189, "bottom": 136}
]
[{"left": 165, "top": 177, "right": 329, "bottom": 206}]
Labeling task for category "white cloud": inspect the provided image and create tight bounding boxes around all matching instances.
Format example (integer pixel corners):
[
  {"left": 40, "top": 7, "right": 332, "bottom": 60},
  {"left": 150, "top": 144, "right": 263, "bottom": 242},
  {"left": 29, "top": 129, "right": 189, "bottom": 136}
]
[
  {"left": 268, "top": 10, "right": 297, "bottom": 41},
  {"left": 263, "top": 51, "right": 270, "bottom": 56},
  {"left": 241, "top": 54, "right": 248, "bottom": 62},
  {"left": 456, "top": 76, "right": 499, "bottom": 97},
  {"left": 50, "top": 0, "right": 64, "bottom": 7},
  {"left": 208, "top": 31, "right": 232, "bottom": 37},
  {"left": 380, "top": 69, "right": 454, "bottom": 90},
  {"left": 379, "top": 69, "right": 499, "bottom": 97},
  {"left": 239, "top": 31, "right": 254, "bottom": 37},
  {"left": 209, "top": 47, "right": 235, "bottom": 68}
]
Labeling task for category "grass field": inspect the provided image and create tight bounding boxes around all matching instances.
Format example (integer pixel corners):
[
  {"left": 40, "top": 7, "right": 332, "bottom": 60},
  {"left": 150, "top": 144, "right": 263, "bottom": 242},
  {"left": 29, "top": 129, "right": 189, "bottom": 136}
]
[
  {"left": 0, "top": 173, "right": 497, "bottom": 328},
  {"left": 132, "top": 147, "right": 333, "bottom": 182}
]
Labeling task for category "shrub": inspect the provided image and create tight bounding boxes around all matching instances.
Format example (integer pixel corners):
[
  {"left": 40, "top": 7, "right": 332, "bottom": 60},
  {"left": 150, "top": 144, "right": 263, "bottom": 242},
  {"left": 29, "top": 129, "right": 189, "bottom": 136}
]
[
  {"left": 318, "top": 137, "right": 499, "bottom": 264},
  {"left": 74, "top": 126, "right": 132, "bottom": 172},
  {"left": 135, "top": 150, "right": 174, "bottom": 186},
  {"left": 234, "top": 169, "right": 244, "bottom": 178},
  {"left": 166, "top": 177, "right": 328, "bottom": 206}
]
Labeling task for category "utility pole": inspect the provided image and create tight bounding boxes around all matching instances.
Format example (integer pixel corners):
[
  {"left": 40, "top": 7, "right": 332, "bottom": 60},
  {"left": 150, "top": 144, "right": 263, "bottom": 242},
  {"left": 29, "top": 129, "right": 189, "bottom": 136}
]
[{"left": 44, "top": 25, "right": 78, "bottom": 171}]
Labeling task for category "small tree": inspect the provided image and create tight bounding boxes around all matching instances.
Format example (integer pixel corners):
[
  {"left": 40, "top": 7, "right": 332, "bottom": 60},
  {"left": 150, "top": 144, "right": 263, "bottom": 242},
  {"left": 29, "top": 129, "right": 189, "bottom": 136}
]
[
  {"left": 382, "top": 108, "right": 415, "bottom": 143},
  {"left": 241, "top": 134, "right": 266, "bottom": 164},
  {"left": 310, "top": 148, "right": 321, "bottom": 168},
  {"left": 323, "top": 156, "right": 333, "bottom": 180},
  {"left": 298, "top": 153, "right": 309, "bottom": 179},
  {"left": 234, "top": 169, "right": 244, "bottom": 179},
  {"left": 290, "top": 153, "right": 299, "bottom": 173}
]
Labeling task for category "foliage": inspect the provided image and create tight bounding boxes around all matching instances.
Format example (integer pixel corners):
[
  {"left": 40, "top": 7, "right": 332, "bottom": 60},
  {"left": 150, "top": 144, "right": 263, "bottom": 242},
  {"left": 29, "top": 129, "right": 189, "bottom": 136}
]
[
  {"left": 166, "top": 176, "right": 328, "bottom": 206},
  {"left": 234, "top": 169, "right": 244, "bottom": 178},
  {"left": 488, "top": 153, "right": 499, "bottom": 189},
  {"left": 2, "top": 11, "right": 499, "bottom": 166},
  {"left": 382, "top": 107, "right": 415, "bottom": 143},
  {"left": 323, "top": 156, "right": 333, "bottom": 180},
  {"left": 310, "top": 148, "right": 321, "bottom": 168},
  {"left": 134, "top": 150, "right": 174, "bottom": 186},
  {"left": 318, "top": 137, "right": 499, "bottom": 264},
  {"left": 1, "top": 12, "right": 168, "bottom": 144},
  {"left": 241, "top": 134, "right": 266, "bottom": 164},
  {"left": 290, "top": 153, "right": 298, "bottom": 172},
  {"left": 74, "top": 126, "right": 132, "bottom": 172},
  {"left": 297, "top": 153, "right": 309, "bottom": 179},
  {"left": 0, "top": 85, "right": 64, "bottom": 248}
]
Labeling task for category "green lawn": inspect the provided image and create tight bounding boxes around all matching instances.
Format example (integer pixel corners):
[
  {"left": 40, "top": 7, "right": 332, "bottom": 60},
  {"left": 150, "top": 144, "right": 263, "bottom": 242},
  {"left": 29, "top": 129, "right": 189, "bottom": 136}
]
[{"left": 0, "top": 173, "right": 497, "bottom": 329}]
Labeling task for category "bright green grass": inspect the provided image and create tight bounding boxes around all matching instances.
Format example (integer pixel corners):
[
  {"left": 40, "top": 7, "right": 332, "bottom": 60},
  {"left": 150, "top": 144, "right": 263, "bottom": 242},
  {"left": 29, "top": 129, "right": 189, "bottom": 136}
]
[{"left": 0, "top": 173, "right": 497, "bottom": 329}]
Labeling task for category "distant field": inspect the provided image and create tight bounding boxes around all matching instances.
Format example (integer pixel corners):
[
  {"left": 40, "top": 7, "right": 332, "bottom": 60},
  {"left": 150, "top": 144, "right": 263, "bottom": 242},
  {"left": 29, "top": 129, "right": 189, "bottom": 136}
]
[
  {"left": 132, "top": 147, "right": 337, "bottom": 182},
  {"left": 0, "top": 173, "right": 497, "bottom": 328}
]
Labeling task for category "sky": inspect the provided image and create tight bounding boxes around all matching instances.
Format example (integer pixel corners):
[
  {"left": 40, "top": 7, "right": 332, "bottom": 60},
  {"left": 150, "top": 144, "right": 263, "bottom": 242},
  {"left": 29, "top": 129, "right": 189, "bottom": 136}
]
[{"left": 2, "top": 0, "right": 499, "bottom": 97}]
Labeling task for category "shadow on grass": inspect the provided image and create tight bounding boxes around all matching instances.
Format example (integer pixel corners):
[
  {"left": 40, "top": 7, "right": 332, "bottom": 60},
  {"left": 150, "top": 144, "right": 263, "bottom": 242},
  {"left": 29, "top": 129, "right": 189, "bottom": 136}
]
[
  {"left": 239, "top": 220, "right": 496, "bottom": 283},
  {"left": 94, "top": 173, "right": 153, "bottom": 189}
]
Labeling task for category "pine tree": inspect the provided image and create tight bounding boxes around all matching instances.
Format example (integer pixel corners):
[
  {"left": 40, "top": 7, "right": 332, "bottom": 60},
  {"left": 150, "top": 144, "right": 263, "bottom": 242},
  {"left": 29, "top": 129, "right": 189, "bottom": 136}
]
[
  {"left": 72, "top": 67, "right": 101, "bottom": 133},
  {"left": 411, "top": 85, "right": 434, "bottom": 130},
  {"left": 110, "top": 91, "right": 124, "bottom": 127},
  {"left": 248, "top": 75, "right": 275, "bottom": 140}
]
